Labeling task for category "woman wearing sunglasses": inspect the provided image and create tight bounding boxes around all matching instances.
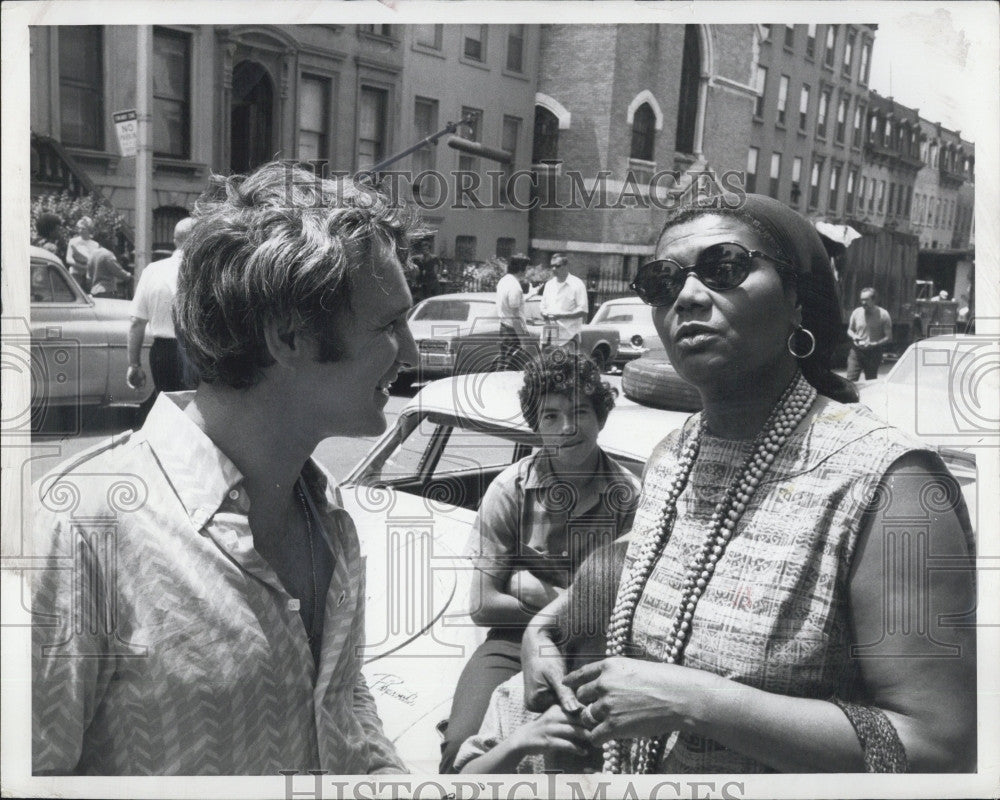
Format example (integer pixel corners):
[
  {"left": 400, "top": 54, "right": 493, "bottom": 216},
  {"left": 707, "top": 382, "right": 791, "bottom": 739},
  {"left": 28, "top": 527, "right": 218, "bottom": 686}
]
[{"left": 521, "top": 194, "right": 976, "bottom": 773}]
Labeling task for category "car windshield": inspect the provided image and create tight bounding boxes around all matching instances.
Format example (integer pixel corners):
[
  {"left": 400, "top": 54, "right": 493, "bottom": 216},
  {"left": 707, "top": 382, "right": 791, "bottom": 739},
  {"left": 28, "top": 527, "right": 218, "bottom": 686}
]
[
  {"left": 413, "top": 300, "right": 494, "bottom": 323},
  {"left": 592, "top": 303, "right": 651, "bottom": 324}
]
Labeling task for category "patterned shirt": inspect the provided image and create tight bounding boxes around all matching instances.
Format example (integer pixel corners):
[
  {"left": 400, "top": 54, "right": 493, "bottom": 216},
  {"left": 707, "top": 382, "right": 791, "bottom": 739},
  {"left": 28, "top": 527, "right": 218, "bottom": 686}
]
[
  {"left": 624, "top": 397, "right": 971, "bottom": 772},
  {"left": 470, "top": 448, "right": 640, "bottom": 593},
  {"left": 32, "top": 392, "right": 406, "bottom": 776}
]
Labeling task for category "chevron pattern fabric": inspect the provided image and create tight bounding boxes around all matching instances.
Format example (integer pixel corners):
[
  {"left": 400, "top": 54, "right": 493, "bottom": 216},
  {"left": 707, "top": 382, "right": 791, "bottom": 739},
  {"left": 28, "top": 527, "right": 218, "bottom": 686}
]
[{"left": 32, "top": 392, "right": 407, "bottom": 776}]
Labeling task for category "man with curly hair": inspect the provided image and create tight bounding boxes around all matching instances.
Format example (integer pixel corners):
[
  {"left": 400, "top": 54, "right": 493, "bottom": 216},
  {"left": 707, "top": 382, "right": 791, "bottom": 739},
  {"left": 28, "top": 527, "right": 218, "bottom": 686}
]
[
  {"left": 438, "top": 350, "right": 640, "bottom": 773},
  {"left": 32, "top": 162, "right": 419, "bottom": 775}
]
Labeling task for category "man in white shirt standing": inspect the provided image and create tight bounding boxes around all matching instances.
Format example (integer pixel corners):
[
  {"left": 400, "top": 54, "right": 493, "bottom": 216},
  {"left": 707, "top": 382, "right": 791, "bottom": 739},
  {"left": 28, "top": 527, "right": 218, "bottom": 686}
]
[
  {"left": 539, "top": 252, "right": 588, "bottom": 348},
  {"left": 494, "top": 254, "right": 532, "bottom": 370},
  {"left": 127, "top": 217, "right": 196, "bottom": 416}
]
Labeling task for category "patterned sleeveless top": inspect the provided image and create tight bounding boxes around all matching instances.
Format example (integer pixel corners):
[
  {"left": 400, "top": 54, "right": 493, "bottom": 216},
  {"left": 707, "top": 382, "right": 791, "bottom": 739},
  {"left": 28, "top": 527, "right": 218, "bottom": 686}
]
[{"left": 625, "top": 396, "right": 940, "bottom": 773}]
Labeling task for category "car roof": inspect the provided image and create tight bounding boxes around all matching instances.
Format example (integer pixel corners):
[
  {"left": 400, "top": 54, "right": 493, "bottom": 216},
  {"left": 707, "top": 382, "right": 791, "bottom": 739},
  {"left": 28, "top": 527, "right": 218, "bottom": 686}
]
[
  {"left": 420, "top": 292, "right": 497, "bottom": 302},
  {"left": 406, "top": 371, "right": 692, "bottom": 462},
  {"left": 30, "top": 245, "right": 65, "bottom": 266}
]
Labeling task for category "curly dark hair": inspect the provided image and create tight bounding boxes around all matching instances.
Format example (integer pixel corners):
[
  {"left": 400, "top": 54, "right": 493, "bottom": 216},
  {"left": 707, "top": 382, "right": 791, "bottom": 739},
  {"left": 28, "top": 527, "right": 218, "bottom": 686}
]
[{"left": 518, "top": 349, "right": 617, "bottom": 431}]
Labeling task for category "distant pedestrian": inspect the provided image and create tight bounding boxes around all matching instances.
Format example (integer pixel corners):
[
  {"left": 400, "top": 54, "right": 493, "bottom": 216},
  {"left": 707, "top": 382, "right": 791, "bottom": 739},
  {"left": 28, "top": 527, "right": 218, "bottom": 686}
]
[
  {"left": 86, "top": 236, "right": 132, "bottom": 298},
  {"left": 65, "top": 216, "right": 100, "bottom": 291},
  {"left": 413, "top": 237, "right": 441, "bottom": 300},
  {"left": 494, "top": 254, "right": 531, "bottom": 370},
  {"left": 128, "top": 217, "right": 196, "bottom": 419},
  {"left": 539, "top": 253, "right": 588, "bottom": 348},
  {"left": 846, "top": 287, "right": 892, "bottom": 382}
]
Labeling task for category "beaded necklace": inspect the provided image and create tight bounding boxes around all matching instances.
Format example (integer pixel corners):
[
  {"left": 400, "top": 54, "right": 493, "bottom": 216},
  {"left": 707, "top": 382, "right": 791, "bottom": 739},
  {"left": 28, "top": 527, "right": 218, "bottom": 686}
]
[{"left": 602, "top": 371, "right": 817, "bottom": 774}]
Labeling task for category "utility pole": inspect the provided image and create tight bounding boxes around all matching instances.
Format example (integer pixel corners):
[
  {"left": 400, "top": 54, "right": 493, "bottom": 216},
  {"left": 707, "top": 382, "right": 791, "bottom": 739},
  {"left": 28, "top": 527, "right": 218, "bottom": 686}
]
[{"left": 134, "top": 25, "right": 153, "bottom": 286}]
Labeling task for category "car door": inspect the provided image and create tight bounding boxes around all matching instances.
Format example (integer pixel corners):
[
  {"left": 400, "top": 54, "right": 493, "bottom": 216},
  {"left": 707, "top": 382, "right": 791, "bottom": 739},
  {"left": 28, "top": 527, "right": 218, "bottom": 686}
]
[{"left": 30, "top": 257, "right": 109, "bottom": 406}]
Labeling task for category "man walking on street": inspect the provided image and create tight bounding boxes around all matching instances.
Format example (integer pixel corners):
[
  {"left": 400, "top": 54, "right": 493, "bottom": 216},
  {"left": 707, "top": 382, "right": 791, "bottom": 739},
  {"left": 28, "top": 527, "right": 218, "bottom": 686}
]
[
  {"left": 494, "top": 254, "right": 531, "bottom": 370},
  {"left": 539, "top": 253, "right": 588, "bottom": 348},
  {"left": 846, "top": 287, "right": 893, "bottom": 382},
  {"left": 127, "top": 217, "right": 196, "bottom": 419}
]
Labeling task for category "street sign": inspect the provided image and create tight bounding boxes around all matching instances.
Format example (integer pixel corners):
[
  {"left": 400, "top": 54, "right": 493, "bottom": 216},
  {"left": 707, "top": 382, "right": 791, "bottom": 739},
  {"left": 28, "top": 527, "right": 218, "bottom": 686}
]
[{"left": 112, "top": 109, "right": 138, "bottom": 157}]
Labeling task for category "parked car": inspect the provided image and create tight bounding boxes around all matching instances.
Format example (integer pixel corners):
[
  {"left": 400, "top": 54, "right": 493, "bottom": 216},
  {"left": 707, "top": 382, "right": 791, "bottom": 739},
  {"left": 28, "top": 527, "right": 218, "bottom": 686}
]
[
  {"left": 589, "top": 297, "right": 667, "bottom": 364},
  {"left": 29, "top": 245, "right": 153, "bottom": 424},
  {"left": 858, "top": 334, "right": 993, "bottom": 513},
  {"left": 340, "top": 370, "right": 692, "bottom": 772},
  {"left": 401, "top": 292, "right": 619, "bottom": 386}
]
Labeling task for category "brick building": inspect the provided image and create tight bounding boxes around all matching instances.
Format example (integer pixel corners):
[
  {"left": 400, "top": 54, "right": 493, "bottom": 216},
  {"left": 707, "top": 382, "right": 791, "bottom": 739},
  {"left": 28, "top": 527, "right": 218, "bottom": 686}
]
[
  {"left": 399, "top": 24, "right": 539, "bottom": 263},
  {"left": 748, "top": 23, "right": 875, "bottom": 222},
  {"left": 527, "top": 24, "right": 758, "bottom": 302}
]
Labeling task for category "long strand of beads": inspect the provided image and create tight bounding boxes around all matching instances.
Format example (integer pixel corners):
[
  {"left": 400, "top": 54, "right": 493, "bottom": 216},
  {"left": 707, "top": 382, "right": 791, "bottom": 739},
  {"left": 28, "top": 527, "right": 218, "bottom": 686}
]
[{"left": 602, "top": 372, "right": 816, "bottom": 774}]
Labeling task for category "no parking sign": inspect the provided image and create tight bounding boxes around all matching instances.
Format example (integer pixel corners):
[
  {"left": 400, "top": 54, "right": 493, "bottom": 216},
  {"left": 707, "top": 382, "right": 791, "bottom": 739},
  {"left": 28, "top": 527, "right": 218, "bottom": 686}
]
[{"left": 112, "top": 109, "right": 138, "bottom": 157}]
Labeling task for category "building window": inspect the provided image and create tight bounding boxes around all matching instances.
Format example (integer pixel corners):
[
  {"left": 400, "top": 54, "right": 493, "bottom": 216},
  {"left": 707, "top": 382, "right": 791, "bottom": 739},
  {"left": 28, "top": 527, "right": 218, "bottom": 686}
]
[
  {"left": 843, "top": 30, "right": 855, "bottom": 76},
  {"left": 887, "top": 183, "right": 896, "bottom": 216},
  {"left": 754, "top": 66, "right": 767, "bottom": 118},
  {"left": 905, "top": 186, "right": 913, "bottom": 217},
  {"left": 877, "top": 180, "right": 885, "bottom": 213},
  {"left": 463, "top": 24, "right": 486, "bottom": 62},
  {"left": 59, "top": 26, "right": 104, "bottom": 149},
  {"left": 358, "top": 86, "right": 388, "bottom": 170},
  {"left": 791, "top": 156, "right": 802, "bottom": 203},
  {"left": 506, "top": 25, "right": 524, "bottom": 72},
  {"left": 845, "top": 169, "right": 856, "bottom": 213},
  {"left": 496, "top": 237, "right": 516, "bottom": 259},
  {"left": 761, "top": 25, "right": 772, "bottom": 41},
  {"left": 860, "top": 40, "right": 872, "bottom": 84},
  {"left": 835, "top": 96, "right": 848, "bottom": 143},
  {"left": 360, "top": 24, "right": 393, "bottom": 38},
  {"left": 153, "top": 206, "right": 189, "bottom": 252},
  {"left": 857, "top": 174, "right": 866, "bottom": 213},
  {"left": 298, "top": 74, "right": 330, "bottom": 162},
  {"left": 784, "top": 24, "right": 795, "bottom": 49},
  {"left": 630, "top": 102, "right": 656, "bottom": 161},
  {"left": 458, "top": 106, "right": 483, "bottom": 173},
  {"left": 152, "top": 28, "right": 191, "bottom": 159},
  {"left": 414, "top": 24, "right": 442, "bottom": 50},
  {"left": 883, "top": 119, "right": 892, "bottom": 148},
  {"left": 869, "top": 177, "right": 877, "bottom": 211},
  {"left": 817, "top": 90, "right": 830, "bottom": 138},
  {"left": 499, "top": 115, "right": 521, "bottom": 203},
  {"left": 806, "top": 24, "right": 816, "bottom": 58},
  {"left": 746, "top": 147, "right": 759, "bottom": 193},
  {"left": 824, "top": 26, "right": 837, "bottom": 68},
  {"left": 852, "top": 105, "right": 863, "bottom": 147},
  {"left": 455, "top": 235, "right": 477, "bottom": 262},
  {"left": 829, "top": 164, "right": 841, "bottom": 211},
  {"left": 798, "top": 84, "right": 810, "bottom": 130},
  {"left": 412, "top": 97, "right": 438, "bottom": 199},
  {"left": 769, "top": 152, "right": 781, "bottom": 198},
  {"left": 809, "top": 160, "right": 822, "bottom": 207},
  {"left": 532, "top": 106, "right": 559, "bottom": 163},
  {"left": 776, "top": 76, "right": 789, "bottom": 125}
]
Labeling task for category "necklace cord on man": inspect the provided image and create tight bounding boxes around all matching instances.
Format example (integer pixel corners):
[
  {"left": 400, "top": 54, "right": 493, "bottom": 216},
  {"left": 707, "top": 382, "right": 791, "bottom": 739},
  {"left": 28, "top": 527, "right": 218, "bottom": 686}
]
[{"left": 601, "top": 371, "right": 817, "bottom": 774}]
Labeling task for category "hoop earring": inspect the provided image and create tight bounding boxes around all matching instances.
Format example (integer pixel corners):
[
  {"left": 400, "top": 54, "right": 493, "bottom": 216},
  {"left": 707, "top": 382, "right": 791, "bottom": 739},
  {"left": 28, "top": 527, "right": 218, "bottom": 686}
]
[{"left": 788, "top": 326, "right": 816, "bottom": 359}]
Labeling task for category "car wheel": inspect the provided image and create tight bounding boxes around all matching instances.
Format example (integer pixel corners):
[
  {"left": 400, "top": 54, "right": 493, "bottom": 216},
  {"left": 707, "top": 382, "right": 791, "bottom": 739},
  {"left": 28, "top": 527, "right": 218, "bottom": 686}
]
[
  {"left": 590, "top": 345, "right": 610, "bottom": 373},
  {"left": 621, "top": 357, "right": 702, "bottom": 412}
]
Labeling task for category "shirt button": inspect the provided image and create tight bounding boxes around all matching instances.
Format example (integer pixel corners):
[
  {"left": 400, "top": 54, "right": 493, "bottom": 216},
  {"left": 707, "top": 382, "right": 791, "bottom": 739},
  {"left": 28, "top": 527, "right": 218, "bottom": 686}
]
[
  {"left": 562, "top": 550, "right": 569, "bottom": 557},
  {"left": 288, "top": 598, "right": 301, "bottom": 611},
  {"left": 228, "top": 489, "right": 240, "bottom": 501}
]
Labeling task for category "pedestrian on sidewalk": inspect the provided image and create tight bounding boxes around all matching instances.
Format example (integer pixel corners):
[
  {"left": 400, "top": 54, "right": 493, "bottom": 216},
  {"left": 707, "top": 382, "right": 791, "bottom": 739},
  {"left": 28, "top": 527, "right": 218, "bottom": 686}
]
[{"left": 846, "top": 287, "right": 892, "bottom": 382}]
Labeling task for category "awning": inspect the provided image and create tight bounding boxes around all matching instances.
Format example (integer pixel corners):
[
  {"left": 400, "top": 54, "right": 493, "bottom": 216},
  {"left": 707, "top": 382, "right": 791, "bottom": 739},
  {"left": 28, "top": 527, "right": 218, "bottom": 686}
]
[{"left": 813, "top": 221, "right": 863, "bottom": 248}]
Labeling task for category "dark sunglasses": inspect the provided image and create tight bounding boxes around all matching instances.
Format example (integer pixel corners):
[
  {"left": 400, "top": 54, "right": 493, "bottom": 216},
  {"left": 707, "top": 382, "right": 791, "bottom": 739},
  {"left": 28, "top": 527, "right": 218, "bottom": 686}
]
[{"left": 630, "top": 242, "right": 797, "bottom": 307}]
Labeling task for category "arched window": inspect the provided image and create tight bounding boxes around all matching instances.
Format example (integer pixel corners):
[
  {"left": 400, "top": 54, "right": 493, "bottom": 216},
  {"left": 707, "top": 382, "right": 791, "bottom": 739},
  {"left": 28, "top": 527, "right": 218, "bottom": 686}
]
[
  {"left": 532, "top": 106, "right": 559, "bottom": 163},
  {"left": 675, "top": 24, "right": 701, "bottom": 154},
  {"left": 630, "top": 102, "right": 656, "bottom": 161}
]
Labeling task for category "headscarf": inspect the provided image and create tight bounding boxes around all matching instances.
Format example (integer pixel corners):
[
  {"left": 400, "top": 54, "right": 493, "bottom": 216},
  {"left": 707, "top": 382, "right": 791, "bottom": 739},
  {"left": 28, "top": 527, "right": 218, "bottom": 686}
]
[{"left": 659, "top": 193, "right": 858, "bottom": 403}]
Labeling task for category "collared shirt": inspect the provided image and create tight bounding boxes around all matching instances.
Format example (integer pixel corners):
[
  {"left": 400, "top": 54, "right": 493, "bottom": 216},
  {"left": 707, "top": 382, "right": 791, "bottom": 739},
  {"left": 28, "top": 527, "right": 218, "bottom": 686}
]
[
  {"left": 65, "top": 235, "right": 100, "bottom": 274},
  {"left": 470, "top": 448, "right": 640, "bottom": 591},
  {"left": 131, "top": 250, "right": 182, "bottom": 338},
  {"left": 496, "top": 273, "right": 526, "bottom": 330},
  {"left": 86, "top": 247, "right": 131, "bottom": 295},
  {"left": 32, "top": 392, "right": 406, "bottom": 776},
  {"left": 539, "top": 273, "right": 588, "bottom": 345}
]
